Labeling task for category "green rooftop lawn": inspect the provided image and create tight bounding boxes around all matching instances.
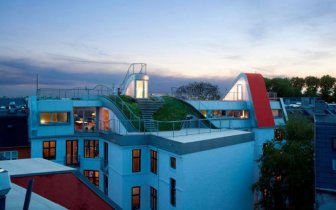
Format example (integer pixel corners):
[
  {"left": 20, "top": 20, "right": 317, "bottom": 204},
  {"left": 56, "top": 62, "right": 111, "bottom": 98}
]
[{"left": 110, "top": 95, "right": 215, "bottom": 131}]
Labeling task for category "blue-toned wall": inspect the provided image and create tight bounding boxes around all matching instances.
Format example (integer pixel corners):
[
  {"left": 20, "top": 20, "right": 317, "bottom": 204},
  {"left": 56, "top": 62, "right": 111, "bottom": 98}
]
[
  {"left": 181, "top": 141, "right": 254, "bottom": 210},
  {"left": 315, "top": 122, "right": 336, "bottom": 190}
]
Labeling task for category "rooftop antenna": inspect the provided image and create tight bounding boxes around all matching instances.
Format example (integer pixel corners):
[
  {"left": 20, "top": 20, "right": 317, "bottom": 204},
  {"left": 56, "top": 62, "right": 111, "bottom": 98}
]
[{"left": 36, "top": 74, "right": 39, "bottom": 96}]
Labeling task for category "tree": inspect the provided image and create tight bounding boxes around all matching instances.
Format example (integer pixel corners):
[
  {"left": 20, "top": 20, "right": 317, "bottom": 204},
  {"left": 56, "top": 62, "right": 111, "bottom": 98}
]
[
  {"left": 266, "top": 78, "right": 297, "bottom": 97},
  {"left": 319, "top": 75, "right": 335, "bottom": 103},
  {"left": 253, "top": 116, "right": 314, "bottom": 210},
  {"left": 304, "top": 76, "right": 320, "bottom": 97},
  {"left": 290, "top": 77, "right": 305, "bottom": 96},
  {"left": 175, "top": 82, "right": 220, "bottom": 100}
]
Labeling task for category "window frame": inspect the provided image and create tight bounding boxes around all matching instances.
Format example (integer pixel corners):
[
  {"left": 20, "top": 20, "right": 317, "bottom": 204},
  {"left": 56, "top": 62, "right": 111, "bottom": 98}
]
[
  {"left": 170, "top": 157, "right": 176, "bottom": 169},
  {"left": 39, "top": 112, "right": 70, "bottom": 125},
  {"left": 84, "top": 139, "right": 99, "bottom": 158},
  {"left": 332, "top": 137, "right": 336, "bottom": 151},
  {"left": 150, "top": 150, "right": 158, "bottom": 174},
  {"left": 150, "top": 186, "right": 157, "bottom": 210},
  {"left": 132, "top": 149, "right": 141, "bottom": 172},
  {"left": 83, "top": 170, "right": 99, "bottom": 187},
  {"left": 132, "top": 186, "right": 141, "bottom": 210},
  {"left": 170, "top": 178, "right": 176, "bottom": 206},
  {"left": 43, "top": 140, "right": 56, "bottom": 160}
]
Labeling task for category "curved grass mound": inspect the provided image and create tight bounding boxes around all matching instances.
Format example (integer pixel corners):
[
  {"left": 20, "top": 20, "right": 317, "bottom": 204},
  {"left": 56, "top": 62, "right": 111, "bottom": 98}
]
[{"left": 153, "top": 96, "right": 215, "bottom": 131}]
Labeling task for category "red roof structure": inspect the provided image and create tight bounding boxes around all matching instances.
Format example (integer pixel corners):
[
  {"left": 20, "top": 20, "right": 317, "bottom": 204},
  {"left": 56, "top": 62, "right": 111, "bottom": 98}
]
[
  {"left": 245, "top": 73, "right": 275, "bottom": 128},
  {"left": 12, "top": 172, "right": 115, "bottom": 210}
]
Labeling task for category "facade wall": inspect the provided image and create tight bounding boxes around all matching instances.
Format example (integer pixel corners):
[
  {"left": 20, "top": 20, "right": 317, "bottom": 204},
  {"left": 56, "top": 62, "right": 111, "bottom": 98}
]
[
  {"left": 316, "top": 123, "right": 336, "bottom": 190},
  {"left": 181, "top": 141, "right": 254, "bottom": 210}
]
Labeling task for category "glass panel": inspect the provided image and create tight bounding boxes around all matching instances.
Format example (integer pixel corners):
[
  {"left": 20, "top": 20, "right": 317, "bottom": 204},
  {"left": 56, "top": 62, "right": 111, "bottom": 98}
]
[
  {"left": 136, "top": 80, "right": 144, "bottom": 98},
  {"left": 144, "top": 80, "right": 148, "bottom": 98}
]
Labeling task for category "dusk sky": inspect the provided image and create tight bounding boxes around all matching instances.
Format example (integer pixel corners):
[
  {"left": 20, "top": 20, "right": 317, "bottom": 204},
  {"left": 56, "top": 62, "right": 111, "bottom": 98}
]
[{"left": 1, "top": 0, "right": 336, "bottom": 96}]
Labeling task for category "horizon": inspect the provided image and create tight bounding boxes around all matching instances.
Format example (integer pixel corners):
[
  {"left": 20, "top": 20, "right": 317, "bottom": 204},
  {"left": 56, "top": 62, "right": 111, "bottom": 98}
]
[{"left": 1, "top": 0, "right": 336, "bottom": 97}]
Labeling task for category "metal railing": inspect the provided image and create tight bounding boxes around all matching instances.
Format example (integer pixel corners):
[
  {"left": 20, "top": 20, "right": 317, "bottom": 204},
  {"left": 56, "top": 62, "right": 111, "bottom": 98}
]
[
  {"left": 37, "top": 85, "right": 115, "bottom": 99},
  {"left": 120, "top": 63, "right": 147, "bottom": 92},
  {"left": 95, "top": 116, "right": 250, "bottom": 138},
  {"left": 108, "top": 95, "right": 143, "bottom": 131}
]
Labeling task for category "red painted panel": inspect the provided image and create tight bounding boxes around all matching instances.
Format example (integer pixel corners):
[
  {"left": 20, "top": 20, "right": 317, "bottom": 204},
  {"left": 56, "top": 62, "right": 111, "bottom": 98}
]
[
  {"left": 245, "top": 73, "right": 275, "bottom": 128},
  {"left": 12, "top": 173, "right": 114, "bottom": 210}
]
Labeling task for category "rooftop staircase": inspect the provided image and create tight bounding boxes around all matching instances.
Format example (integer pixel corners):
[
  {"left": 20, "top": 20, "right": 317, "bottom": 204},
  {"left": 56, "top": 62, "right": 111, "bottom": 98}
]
[{"left": 137, "top": 98, "right": 163, "bottom": 132}]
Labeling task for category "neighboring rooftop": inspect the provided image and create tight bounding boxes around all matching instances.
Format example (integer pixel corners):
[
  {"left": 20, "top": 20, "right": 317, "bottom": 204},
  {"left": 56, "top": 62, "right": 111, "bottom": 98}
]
[
  {"left": 0, "top": 158, "right": 121, "bottom": 210},
  {"left": 6, "top": 183, "right": 66, "bottom": 210},
  {"left": 0, "top": 158, "right": 74, "bottom": 176}
]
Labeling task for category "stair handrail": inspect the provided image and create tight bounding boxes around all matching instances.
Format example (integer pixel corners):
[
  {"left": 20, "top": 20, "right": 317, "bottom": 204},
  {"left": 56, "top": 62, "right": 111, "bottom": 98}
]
[
  {"left": 110, "top": 95, "right": 141, "bottom": 121},
  {"left": 120, "top": 63, "right": 147, "bottom": 92}
]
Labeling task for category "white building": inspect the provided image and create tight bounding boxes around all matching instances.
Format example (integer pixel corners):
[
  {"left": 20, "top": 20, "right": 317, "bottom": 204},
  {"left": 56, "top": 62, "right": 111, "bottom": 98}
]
[{"left": 27, "top": 72, "right": 286, "bottom": 210}]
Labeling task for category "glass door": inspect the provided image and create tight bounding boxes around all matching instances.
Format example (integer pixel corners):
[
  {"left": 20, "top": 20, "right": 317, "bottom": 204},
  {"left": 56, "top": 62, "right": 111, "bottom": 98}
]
[{"left": 66, "top": 140, "right": 79, "bottom": 166}]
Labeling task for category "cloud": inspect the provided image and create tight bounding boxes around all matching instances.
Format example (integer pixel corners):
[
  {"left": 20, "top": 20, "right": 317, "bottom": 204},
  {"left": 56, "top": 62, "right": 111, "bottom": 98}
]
[{"left": 0, "top": 57, "right": 234, "bottom": 97}]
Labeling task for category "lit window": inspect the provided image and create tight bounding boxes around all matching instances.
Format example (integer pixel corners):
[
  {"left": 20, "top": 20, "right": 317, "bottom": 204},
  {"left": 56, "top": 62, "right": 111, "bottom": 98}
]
[
  {"left": 40, "top": 112, "right": 69, "bottom": 125},
  {"left": 150, "top": 186, "right": 157, "bottom": 210},
  {"left": 84, "top": 170, "right": 99, "bottom": 187},
  {"left": 132, "top": 186, "right": 141, "bottom": 210},
  {"left": 170, "top": 178, "right": 176, "bottom": 206},
  {"left": 132, "top": 149, "right": 141, "bottom": 172},
  {"left": 150, "top": 150, "right": 158, "bottom": 174},
  {"left": 274, "top": 128, "right": 284, "bottom": 141},
  {"left": 43, "top": 141, "right": 56, "bottom": 160},
  {"left": 84, "top": 140, "right": 99, "bottom": 158},
  {"left": 237, "top": 84, "right": 243, "bottom": 100},
  {"left": 73, "top": 107, "right": 96, "bottom": 132},
  {"left": 170, "top": 157, "right": 176, "bottom": 169}
]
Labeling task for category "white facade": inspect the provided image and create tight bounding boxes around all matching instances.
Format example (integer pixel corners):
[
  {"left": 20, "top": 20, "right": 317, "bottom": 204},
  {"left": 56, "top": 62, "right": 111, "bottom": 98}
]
[{"left": 27, "top": 73, "right": 285, "bottom": 209}]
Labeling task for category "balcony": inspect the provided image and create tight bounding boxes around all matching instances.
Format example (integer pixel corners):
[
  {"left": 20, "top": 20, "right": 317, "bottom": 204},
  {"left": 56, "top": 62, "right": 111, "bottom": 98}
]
[{"left": 65, "top": 155, "right": 80, "bottom": 167}]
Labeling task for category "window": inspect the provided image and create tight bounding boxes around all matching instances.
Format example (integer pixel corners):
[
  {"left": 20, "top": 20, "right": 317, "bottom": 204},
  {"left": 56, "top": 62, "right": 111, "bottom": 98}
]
[
  {"left": 84, "top": 140, "right": 99, "bottom": 158},
  {"left": 40, "top": 112, "right": 69, "bottom": 125},
  {"left": 132, "top": 186, "right": 141, "bottom": 210},
  {"left": 272, "top": 110, "right": 283, "bottom": 118},
  {"left": 170, "top": 157, "right": 176, "bottom": 169},
  {"left": 43, "top": 141, "right": 56, "bottom": 160},
  {"left": 104, "top": 174, "right": 108, "bottom": 196},
  {"left": 170, "top": 178, "right": 176, "bottom": 206},
  {"left": 274, "top": 128, "right": 284, "bottom": 141},
  {"left": 0, "top": 151, "right": 18, "bottom": 160},
  {"left": 332, "top": 137, "right": 336, "bottom": 150},
  {"left": 73, "top": 107, "right": 96, "bottom": 132},
  {"left": 263, "top": 143, "right": 269, "bottom": 153},
  {"left": 150, "top": 186, "right": 157, "bottom": 210},
  {"left": 150, "top": 150, "right": 158, "bottom": 174},
  {"left": 237, "top": 84, "right": 243, "bottom": 100},
  {"left": 84, "top": 170, "right": 99, "bottom": 187},
  {"left": 332, "top": 160, "right": 336, "bottom": 171},
  {"left": 132, "top": 149, "right": 141, "bottom": 172}
]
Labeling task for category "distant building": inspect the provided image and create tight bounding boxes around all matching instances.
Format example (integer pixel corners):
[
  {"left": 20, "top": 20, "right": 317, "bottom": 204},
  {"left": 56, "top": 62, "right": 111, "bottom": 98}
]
[
  {"left": 26, "top": 70, "right": 286, "bottom": 209},
  {"left": 314, "top": 101, "right": 336, "bottom": 210},
  {"left": 0, "top": 98, "right": 30, "bottom": 160}
]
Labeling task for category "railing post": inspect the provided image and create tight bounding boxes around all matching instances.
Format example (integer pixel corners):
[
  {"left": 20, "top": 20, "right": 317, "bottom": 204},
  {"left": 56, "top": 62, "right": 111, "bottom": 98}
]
[
  {"left": 173, "top": 121, "right": 175, "bottom": 138},
  {"left": 198, "top": 119, "right": 200, "bottom": 134}
]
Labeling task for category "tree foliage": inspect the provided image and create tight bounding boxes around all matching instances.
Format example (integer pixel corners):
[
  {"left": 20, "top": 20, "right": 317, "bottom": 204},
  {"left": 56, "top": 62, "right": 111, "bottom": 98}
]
[
  {"left": 264, "top": 75, "right": 336, "bottom": 102},
  {"left": 253, "top": 116, "right": 314, "bottom": 210},
  {"left": 304, "top": 76, "right": 320, "bottom": 97},
  {"left": 320, "top": 75, "right": 336, "bottom": 102},
  {"left": 175, "top": 82, "right": 220, "bottom": 100}
]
